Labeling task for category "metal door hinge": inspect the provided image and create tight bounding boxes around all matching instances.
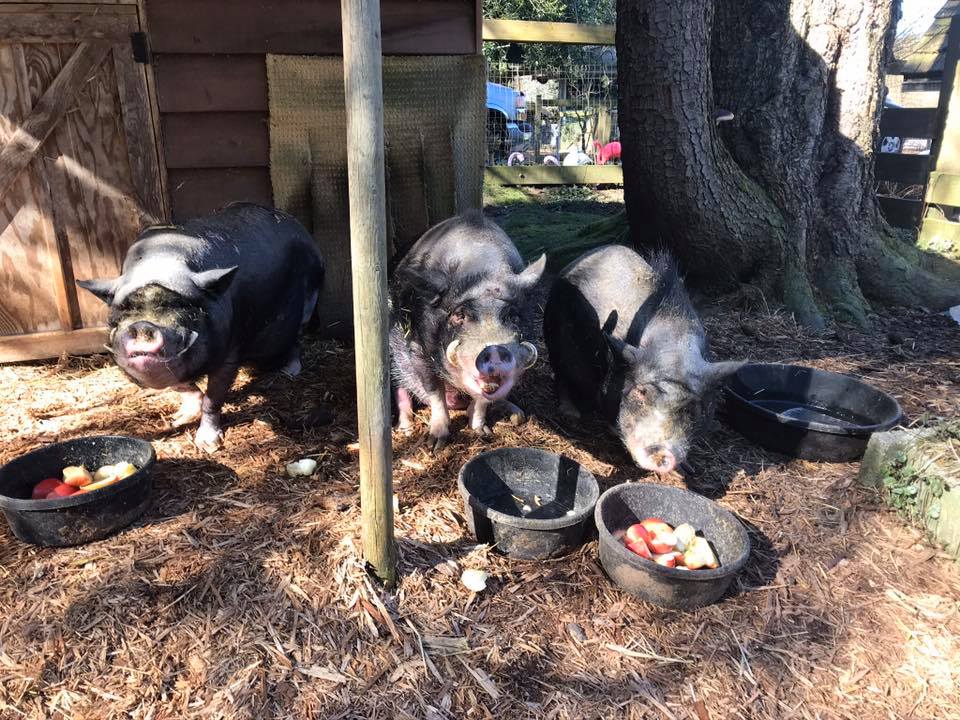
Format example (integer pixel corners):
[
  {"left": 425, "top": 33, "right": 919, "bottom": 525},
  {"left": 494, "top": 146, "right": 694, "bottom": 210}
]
[{"left": 131, "top": 32, "right": 151, "bottom": 64}]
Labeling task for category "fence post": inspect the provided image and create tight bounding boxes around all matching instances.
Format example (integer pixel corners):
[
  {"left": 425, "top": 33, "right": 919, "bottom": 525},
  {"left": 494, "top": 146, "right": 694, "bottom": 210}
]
[{"left": 340, "top": 0, "right": 397, "bottom": 586}]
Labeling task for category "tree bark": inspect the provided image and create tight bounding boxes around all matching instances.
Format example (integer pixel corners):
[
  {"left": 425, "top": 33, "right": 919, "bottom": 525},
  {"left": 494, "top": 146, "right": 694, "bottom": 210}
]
[{"left": 616, "top": 0, "right": 960, "bottom": 328}]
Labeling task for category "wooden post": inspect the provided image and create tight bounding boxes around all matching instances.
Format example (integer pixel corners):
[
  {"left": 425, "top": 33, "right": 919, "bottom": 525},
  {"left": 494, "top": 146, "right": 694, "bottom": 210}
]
[
  {"left": 533, "top": 94, "right": 542, "bottom": 164},
  {"left": 340, "top": 0, "right": 396, "bottom": 585}
]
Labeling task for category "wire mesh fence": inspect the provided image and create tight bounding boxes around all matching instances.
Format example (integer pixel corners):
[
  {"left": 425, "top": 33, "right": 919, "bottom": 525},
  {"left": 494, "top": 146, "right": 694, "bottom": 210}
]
[{"left": 484, "top": 59, "right": 620, "bottom": 166}]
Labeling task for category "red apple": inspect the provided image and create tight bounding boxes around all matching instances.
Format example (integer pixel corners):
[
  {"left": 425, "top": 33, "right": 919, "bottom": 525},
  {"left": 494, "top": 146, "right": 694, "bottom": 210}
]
[
  {"left": 640, "top": 518, "right": 674, "bottom": 536},
  {"left": 32, "top": 478, "right": 61, "bottom": 500},
  {"left": 653, "top": 551, "right": 684, "bottom": 568},
  {"left": 45, "top": 483, "right": 78, "bottom": 500},
  {"left": 625, "top": 538, "right": 652, "bottom": 559},
  {"left": 647, "top": 530, "right": 678, "bottom": 554},
  {"left": 625, "top": 523, "right": 652, "bottom": 546}
]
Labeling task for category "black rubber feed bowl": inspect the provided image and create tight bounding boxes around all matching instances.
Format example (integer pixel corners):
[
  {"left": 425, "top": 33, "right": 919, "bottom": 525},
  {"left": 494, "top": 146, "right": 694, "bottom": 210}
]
[
  {"left": 723, "top": 363, "right": 902, "bottom": 462},
  {"left": 595, "top": 483, "right": 751, "bottom": 609},
  {"left": 458, "top": 447, "right": 600, "bottom": 560},
  {"left": 0, "top": 436, "right": 156, "bottom": 547}
]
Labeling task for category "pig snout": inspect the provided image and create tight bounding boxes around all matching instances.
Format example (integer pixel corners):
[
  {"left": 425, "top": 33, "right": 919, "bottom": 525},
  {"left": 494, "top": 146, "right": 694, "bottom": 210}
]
[
  {"left": 474, "top": 345, "right": 517, "bottom": 398},
  {"left": 122, "top": 321, "right": 165, "bottom": 356},
  {"left": 476, "top": 345, "right": 516, "bottom": 378},
  {"left": 635, "top": 444, "right": 678, "bottom": 474}
]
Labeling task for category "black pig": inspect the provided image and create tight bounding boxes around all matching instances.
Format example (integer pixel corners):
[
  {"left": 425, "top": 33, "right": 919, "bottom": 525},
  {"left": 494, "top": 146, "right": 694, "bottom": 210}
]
[
  {"left": 77, "top": 203, "right": 324, "bottom": 452},
  {"left": 544, "top": 245, "right": 743, "bottom": 473},
  {"left": 389, "top": 212, "right": 545, "bottom": 450}
]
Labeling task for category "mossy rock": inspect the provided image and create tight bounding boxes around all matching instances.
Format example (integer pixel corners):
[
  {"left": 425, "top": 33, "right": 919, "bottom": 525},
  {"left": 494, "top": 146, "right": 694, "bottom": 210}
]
[{"left": 860, "top": 423, "right": 960, "bottom": 559}]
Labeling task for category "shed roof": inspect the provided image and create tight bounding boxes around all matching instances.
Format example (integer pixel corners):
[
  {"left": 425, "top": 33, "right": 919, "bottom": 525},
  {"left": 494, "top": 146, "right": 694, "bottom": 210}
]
[{"left": 891, "top": 0, "right": 960, "bottom": 77}]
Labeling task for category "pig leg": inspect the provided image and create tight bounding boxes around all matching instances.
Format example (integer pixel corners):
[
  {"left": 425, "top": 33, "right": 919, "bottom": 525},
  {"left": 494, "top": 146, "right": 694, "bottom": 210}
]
[
  {"left": 499, "top": 399, "right": 527, "bottom": 426},
  {"left": 466, "top": 398, "right": 492, "bottom": 435},
  {"left": 172, "top": 384, "right": 204, "bottom": 427},
  {"left": 396, "top": 386, "right": 415, "bottom": 433},
  {"left": 194, "top": 363, "right": 240, "bottom": 453},
  {"left": 556, "top": 381, "right": 581, "bottom": 419},
  {"left": 278, "top": 347, "right": 302, "bottom": 378},
  {"left": 426, "top": 391, "right": 451, "bottom": 452}
]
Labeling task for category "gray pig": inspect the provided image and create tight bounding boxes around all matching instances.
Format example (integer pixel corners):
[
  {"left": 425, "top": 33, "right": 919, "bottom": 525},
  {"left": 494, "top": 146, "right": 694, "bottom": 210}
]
[
  {"left": 77, "top": 203, "right": 324, "bottom": 452},
  {"left": 389, "top": 211, "right": 546, "bottom": 451},
  {"left": 543, "top": 245, "right": 742, "bottom": 474}
]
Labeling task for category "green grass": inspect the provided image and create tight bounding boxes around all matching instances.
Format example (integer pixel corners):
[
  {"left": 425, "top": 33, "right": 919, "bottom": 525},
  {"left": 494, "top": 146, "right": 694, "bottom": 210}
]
[{"left": 483, "top": 183, "right": 627, "bottom": 271}]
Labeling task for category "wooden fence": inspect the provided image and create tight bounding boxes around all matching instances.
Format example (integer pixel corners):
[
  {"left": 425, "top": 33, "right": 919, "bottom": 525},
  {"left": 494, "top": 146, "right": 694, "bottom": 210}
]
[
  {"left": 482, "top": 19, "right": 622, "bottom": 186},
  {"left": 877, "top": 13, "right": 960, "bottom": 251}
]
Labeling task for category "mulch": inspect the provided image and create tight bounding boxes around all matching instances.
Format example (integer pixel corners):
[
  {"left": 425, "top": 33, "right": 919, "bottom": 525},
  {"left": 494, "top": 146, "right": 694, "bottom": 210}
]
[{"left": 0, "top": 303, "right": 958, "bottom": 720}]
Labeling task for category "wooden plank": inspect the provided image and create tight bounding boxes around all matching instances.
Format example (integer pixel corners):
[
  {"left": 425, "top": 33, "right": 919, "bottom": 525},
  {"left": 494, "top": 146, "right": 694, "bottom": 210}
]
[
  {"left": 154, "top": 54, "right": 267, "bottom": 112},
  {"left": 341, "top": 0, "right": 396, "bottom": 584},
  {"left": 0, "top": 327, "right": 107, "bottom": 363},
  {"left": 482, "top": 18, "right": 615, "bottom": 45},
  {"left": 113, "top": 44, "right": 165, "bottom": 222},
  {"left": 877, "top": 196, "right": 924, "bottom": 228},
  {"left": 874, "top": 153, "right": 931, "bottom": 184},
  {"left": 0, "top": 41, "right": 111, "bottom": 201},
  {"left": 136, "top": 0, "right": 171, "bottom": 220},
  {"left": 147, "top": 0, "right": 476, "bottom": 55},
  {"left": 32, "top": 42, "right": 142, "bottom": 328},
  {"left": 0, "top": 43, "right": 65, "bottom": 336},
  {"left": 0, "top": 9, "right": 137, "bottom": 44},
  {"left": 925, "top": 171, "right": 960, "bottom": 205},
  {"left": 484, "top": 164, "right": 623, "bottom": 185},
  {"left": 167, "top": 167, "right": 272, "bottom": 220},
  {"left": 162, "top": 112, "right": 269, "bottom": 168},
  {"left": 918, "top": 216, "right": 960, "bottom": 246},
  {"left": 929, "top": 15, "right": 960, "bottom": 174},
  {"left": 879, "top": 107, "right": 938, "bottom": 138}
]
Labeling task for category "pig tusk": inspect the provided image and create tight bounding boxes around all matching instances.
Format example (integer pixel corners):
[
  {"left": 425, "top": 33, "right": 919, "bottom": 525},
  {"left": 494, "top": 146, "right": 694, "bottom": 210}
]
[
  {"left": 445, "top": 339, "right": 461, "bottom": 367},
  {"left": 176, "top": 331, "right": 199, "bottom": 357},
  {"left": 520, "top": 341, "right": 538, "bottom": 369}
]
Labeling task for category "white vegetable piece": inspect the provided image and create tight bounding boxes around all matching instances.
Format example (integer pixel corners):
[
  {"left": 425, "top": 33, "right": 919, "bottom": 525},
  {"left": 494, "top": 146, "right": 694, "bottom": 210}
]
[
  {"left": 285, "top": 458, "right": 318, "bottom": 477},
  {"left": 673, "top": 523, "right": 697, "bottom": 552},
  {"left": 460, "top": 569, "right": 490, "bottom": 593}
]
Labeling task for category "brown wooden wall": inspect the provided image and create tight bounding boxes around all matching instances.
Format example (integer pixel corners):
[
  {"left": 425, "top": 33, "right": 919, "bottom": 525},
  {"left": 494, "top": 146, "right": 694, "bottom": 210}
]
[{"left": 145, "top": 0, "right": 480, "bottom": 220}]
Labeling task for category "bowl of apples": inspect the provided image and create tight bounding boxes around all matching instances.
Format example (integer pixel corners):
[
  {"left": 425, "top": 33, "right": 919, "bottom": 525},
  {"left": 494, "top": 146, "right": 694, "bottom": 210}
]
[
  {"left": 594, "top": 483, "right": 751, "bottom": 609},
  {"left": 0, "top": 436, "right": 156, "bottom": 547}
]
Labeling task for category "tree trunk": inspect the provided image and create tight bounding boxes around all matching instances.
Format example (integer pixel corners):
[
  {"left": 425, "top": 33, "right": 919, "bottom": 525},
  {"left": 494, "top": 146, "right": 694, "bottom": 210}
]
[{"left": 616, "top": 0, "right": 960, "bottom": 328}]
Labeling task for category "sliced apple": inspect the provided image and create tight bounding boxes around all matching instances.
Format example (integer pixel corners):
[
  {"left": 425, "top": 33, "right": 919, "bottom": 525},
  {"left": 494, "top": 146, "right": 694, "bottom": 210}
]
[
  {"left": 625, "top": 523, "right": 652, "bottom": 546},
  {"left": 626, "top": 538, "right": 652, "bottom": 559},
  {"left": 62, "top": 465, "right": 93, "bottom": 488},
  {"left": 683, "top": 536, "right": 719, "bottom": 570},
  {"left": 653, "top": 551, "right": 683, "bottom": 568},
  {"left": 673, "top": 523, "right": 697, "bottom": 552},
  {"left": 647, "top": 530, "right": 678, "bottom": 554},
  {"left": 640, "top": 518, "right": 674, "bottom": 536}
]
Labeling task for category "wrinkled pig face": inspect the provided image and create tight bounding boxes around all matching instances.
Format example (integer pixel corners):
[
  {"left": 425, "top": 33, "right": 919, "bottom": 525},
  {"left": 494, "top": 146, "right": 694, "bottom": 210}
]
[
  {"left": 440, "top": 279, "right": 538, "bottom": 402},
  {"left": 401, "top": 255, "right": 545, "bottom": 402},
  {"left": 607, "top": 338, "right": 743, "bottom": 473},
  {"left": 105, "top": 284, "right": 209, "bottom": 388}
]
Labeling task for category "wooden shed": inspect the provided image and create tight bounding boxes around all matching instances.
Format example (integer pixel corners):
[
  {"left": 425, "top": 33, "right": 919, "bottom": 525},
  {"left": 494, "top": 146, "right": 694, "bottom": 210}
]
[{"left": 0, "top": 0, "right": 483, "bottom": 361}]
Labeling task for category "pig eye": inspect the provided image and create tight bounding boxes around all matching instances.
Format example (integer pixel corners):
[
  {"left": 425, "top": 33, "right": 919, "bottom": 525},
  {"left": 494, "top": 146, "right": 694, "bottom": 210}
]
[
  {"left": 630, "top": 385, "right": 648, "bottom": 403},
  {"left": 448, "top": 309, "right": 467, "bottom": 327}
]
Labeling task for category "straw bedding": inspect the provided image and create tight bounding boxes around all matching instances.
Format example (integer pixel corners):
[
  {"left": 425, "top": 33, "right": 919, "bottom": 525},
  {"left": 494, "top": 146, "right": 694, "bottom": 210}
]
[{"left": 0, "top": 304, "right": 958, "bottom": 719}]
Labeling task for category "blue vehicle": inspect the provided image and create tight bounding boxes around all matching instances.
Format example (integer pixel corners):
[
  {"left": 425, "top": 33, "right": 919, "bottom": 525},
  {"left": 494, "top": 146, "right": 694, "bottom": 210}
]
[{"left": 486, "top": 81, "right": 531, "bottom": 161}]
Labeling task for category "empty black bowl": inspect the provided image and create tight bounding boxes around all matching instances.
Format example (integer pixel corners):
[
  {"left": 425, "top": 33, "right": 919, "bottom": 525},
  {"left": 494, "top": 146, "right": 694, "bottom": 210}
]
[
  {"left": 595, "top": 482, "right": 751, "bottom": 609},
  {"left": 0, "top": 436, "right": 156, "bottom": 547},
  {"left": 458, "top": 447, "right": 600, "bottom": 560},
  {"left": 724, "top": 363, "right": 902, "bottom": 461}
]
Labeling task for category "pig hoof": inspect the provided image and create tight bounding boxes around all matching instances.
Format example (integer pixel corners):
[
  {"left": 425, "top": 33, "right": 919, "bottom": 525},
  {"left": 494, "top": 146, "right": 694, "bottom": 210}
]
[
  {"left": 171, "top": 408, "right": 202, "bottom": 427},
  {"left": 194, "top": 425, "right": 224, "bottom": 453},
  {"left": 279, "top": 353, "right": 303, "bottom": 378},
  {"left": 426, "top": 432, "right": 450, "bottom": 453}
]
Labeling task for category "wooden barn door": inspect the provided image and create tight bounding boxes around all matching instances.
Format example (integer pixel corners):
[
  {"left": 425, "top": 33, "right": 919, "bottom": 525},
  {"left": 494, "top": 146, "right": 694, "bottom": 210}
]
[{"left": 0, "top": 2, "right": 165, "bottom": 363}]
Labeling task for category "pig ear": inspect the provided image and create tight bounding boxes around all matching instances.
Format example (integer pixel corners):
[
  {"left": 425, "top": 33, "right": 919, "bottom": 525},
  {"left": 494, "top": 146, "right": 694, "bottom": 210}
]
[
  {"left": 604, "top": 332, "right": 642, "bottom": 365},
  {"left": 515, "top": 253, "right": 547, "bottom": 290},
  {"left": 192, "top": 266, "right": 238, "bottom": 294},
  {"left": 700, "top": 360, "right": 746, "bottom": 388},
  {"left": 76, "top": 278, "right": 119, "bottom": 305}
]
